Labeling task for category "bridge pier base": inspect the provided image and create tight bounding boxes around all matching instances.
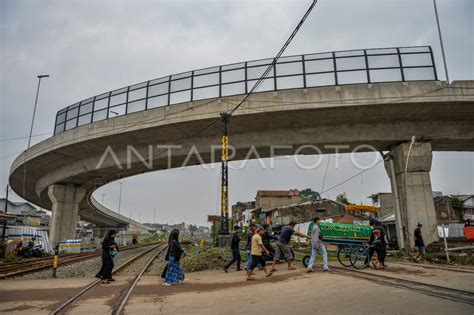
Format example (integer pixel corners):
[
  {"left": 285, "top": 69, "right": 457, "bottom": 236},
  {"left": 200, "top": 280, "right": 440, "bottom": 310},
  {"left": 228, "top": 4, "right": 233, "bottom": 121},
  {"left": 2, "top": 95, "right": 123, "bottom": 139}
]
[
  {"left": 385, "top": 142, "right": 439, "bottom": 249},
  {"left": 48, "top": 184, "right": 86, "bottom": 246}
]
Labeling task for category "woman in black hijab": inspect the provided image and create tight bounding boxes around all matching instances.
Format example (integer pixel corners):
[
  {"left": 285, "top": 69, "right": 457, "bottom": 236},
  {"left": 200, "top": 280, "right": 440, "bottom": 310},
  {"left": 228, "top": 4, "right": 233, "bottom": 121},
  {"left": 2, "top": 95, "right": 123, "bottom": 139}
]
[
  {"left": 162, "top": 229, "right": 185, "bottom": 285},
  {"left": 95, "top": 229, "right": 118, "bottom": 284}
]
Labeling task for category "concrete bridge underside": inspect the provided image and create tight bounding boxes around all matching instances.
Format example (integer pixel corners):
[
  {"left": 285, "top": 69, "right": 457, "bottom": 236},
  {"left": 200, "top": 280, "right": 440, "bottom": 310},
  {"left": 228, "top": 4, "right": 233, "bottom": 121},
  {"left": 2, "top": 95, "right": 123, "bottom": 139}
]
[{"left": 9, "top": 80, "right": 474, "bottom": 245}]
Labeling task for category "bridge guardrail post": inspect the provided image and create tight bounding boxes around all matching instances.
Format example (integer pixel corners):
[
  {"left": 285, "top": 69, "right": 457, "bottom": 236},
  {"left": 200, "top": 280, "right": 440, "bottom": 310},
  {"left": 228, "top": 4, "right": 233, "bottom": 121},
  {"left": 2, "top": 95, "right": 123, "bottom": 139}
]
[
  {"left": 396, "top": 48, "right": 405, "bottom": 82},
  {"left": 364, "top": 49, "right": 371, "bottom": 84}
]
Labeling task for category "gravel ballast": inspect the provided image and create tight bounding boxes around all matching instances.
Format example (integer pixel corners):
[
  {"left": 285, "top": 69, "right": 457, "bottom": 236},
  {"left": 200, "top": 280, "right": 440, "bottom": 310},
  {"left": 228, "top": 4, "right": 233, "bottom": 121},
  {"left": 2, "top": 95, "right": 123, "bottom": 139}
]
[{"left": 16, "top": 245, "right": 158, "bottom": 280}]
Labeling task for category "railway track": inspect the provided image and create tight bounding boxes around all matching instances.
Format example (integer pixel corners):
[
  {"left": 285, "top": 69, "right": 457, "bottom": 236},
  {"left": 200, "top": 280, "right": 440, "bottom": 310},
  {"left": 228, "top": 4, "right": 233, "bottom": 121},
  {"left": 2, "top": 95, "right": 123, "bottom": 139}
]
[
  {"left": 50, "top": 242, "right": 168, "bottom": 315},
  {"left": 388, "top": 260, "right": 474, "bottom": 274},
  {"left": 0, "top": 243, "right": 159, "bottom": 280},
  {"left": 329, "top": 265, "right": 474, "bottom": 306},
  {"left": 290, "top": 250, "right": 474, "bottom": 306}
]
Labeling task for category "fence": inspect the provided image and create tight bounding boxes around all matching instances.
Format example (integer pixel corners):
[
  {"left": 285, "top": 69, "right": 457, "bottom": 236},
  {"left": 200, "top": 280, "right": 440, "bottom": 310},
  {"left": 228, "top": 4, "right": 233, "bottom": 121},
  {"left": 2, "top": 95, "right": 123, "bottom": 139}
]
[
  {"left": 54, "top": 46, "right": 438, "bottom": 135},
  {"left": 2, "top": 226, "right": 51, "bottom": 252}
]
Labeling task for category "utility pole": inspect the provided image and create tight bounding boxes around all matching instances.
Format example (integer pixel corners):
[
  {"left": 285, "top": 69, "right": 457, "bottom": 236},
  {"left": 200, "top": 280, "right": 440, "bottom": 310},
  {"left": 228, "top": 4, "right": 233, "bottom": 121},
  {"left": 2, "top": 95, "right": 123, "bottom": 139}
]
[
  {"left": 28, "top": 75, "right": 50, "bottom": 149},
  {"left": 219, "top": 112, "right": 230, "bottom": 246},
  {"left": 433, "top": 0, "right": 450, "bottom": 84},
  {"left": 118, "top": 182, "right": 123, "bottom": 214},
  {"left": 23, "top": 75, "right": 49, "bottom": 197},
  {"left": 2, "top": 185, "right": 10, "bottom": 243},
  {"left": 3, "top": 185, "right": 8, "bottom": 213}
]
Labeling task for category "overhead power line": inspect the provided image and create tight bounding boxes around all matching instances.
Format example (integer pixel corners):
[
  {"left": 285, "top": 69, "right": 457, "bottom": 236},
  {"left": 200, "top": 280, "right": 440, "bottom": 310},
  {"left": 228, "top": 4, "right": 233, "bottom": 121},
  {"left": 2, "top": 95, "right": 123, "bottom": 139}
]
[
  {"left": 227, "top": 0, "right": 318, "bottom": 116},
  {"left": 320, "top": 159, "right": 384, "bottom": 195},
  {"left": 0, "top": 132, "right": 52, "bottom": 143}
]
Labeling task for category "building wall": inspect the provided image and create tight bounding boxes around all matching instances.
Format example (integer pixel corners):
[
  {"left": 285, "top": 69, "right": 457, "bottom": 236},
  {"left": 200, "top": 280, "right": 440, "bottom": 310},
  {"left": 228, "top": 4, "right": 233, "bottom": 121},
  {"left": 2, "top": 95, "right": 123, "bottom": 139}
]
[
  {"left": 0, "top": 199, "right": 36, "bottom": 215},
  {"left": 256, "top": 195, "right": 301, "bottom": 210},
  {"left": 378, "top": 193, "right": 395, "bottom": 218},
  {"left": 269, "top": 200, "right": 346, "bottom": 225},
  {"left": 434, "top": 197, "right": 463, "bottom": 223}
]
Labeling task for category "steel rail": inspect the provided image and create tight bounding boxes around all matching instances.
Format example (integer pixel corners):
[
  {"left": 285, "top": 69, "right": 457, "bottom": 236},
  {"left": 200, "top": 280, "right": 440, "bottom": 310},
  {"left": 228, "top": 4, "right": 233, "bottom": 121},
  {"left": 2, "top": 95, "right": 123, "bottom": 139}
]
[
  {"left": 329, "top": 265, "right": 474, "bottom": 306},
  {"left": 49, "top": 242, "right": 164, "bottom": 315},
  {"left": 386, "top": 260, "right": 474, "bottom": 274},
  {"left": 291, "top": 249, "right": 474, "bottom": 305},
  {"left": 0, "top": 243, "right": 159, "bottom": 280},
  {"left": 113, "top": 244, "right": 168, "bottom": 315}
]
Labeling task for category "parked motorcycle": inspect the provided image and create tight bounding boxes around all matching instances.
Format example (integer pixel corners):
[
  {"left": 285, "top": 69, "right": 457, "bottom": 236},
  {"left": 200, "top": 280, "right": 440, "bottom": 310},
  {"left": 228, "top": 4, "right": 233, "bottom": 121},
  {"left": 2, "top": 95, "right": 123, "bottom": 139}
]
[{"left": 18, "top": 240, "right": 44, "bottom": 258}]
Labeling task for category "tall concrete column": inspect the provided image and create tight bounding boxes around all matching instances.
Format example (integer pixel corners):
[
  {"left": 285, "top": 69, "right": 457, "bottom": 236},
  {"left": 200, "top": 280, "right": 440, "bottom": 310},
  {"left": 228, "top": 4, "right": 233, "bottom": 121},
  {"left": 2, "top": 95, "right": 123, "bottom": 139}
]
[
  {"left": 384, "top": 142, "right": 439, "bottom": 247},
  {"left": 48, "top": 184, "right": 86, "bottom": 246}
]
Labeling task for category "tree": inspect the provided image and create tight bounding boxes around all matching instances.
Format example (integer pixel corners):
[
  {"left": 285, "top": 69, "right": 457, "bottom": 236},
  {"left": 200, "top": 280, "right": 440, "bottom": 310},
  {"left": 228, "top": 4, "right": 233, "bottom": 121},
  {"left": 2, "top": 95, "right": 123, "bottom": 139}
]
[
  {"left": 451, "top": 196, "right": 465, "bottom": 209},
  {"left": 336, "top": 193, "right": 351, "bottom": 205},
  {"left": 368, "top": 193, "right": 379, "bottom": 205},
  {"left": 300, "top": 188, "right": 321, "bottom": 202}
]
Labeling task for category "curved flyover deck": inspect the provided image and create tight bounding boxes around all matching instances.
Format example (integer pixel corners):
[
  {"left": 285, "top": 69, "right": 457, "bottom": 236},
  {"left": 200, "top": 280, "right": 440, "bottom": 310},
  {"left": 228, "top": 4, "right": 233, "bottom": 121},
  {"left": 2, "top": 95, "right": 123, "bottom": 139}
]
[{"left": 9, "top": 46, "right": 474, "bottom": 231}]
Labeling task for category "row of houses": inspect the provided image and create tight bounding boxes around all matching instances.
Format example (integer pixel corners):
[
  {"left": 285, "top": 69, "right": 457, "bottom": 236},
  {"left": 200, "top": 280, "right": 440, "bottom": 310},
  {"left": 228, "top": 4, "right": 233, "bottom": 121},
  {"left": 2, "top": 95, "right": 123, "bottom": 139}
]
[
  {"left": 377, "top": 192, "right": 474, "bottom": 224},
  {"left": 0, "top": 199, "right": 50, "bottom": 227},
  {"left": 231, "top": 190, "right": 474, "bottom": 230},
  {"left": 231, "top": 190, "right": 373, "bottom": 227}
]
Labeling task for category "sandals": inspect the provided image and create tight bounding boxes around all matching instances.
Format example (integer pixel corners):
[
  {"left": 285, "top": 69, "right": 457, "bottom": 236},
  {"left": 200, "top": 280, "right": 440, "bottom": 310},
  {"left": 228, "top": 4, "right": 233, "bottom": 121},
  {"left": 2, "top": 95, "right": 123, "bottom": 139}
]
[
  {"left": 266, "top": 270, "right": 273, "bottom": 277},
  {"left": 246, "top": 277, "right": 256, "bottom": 281}
]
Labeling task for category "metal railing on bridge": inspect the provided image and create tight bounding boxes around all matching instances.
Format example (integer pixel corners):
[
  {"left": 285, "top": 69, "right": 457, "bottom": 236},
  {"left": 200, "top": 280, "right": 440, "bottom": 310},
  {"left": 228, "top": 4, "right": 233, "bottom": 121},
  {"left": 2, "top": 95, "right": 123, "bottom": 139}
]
[{"left": 54, "top": 45, "right": 438, "bottom": 135}]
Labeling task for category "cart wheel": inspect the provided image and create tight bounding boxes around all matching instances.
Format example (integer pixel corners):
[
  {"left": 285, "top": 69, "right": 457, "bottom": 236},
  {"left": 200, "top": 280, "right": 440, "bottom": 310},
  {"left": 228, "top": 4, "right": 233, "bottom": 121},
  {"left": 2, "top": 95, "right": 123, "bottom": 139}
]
[
  {"left": 350, "top": 247, "right": 370, "bottom": 269},
  {"left": 302, "top": 255, "right": 310, "bottom": 268},
  {"left": 337, "top": 246, "right": 353, "bottom": 267}
]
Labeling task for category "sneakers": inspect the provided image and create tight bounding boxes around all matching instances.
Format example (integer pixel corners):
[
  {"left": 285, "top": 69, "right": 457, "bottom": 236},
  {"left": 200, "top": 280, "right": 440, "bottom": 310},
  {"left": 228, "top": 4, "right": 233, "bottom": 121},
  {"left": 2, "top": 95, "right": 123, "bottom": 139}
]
[
  {"left": 307, "top": 269, "right": 314, "bottom": 273},
  {"left": 323, "top": 268, "right": 330, "bottom": 272}
]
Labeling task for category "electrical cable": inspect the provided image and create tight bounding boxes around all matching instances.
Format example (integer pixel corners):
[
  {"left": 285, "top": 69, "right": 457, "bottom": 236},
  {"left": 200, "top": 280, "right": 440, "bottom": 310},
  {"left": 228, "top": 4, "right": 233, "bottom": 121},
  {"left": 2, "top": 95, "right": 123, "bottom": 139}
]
[
  {"left": 320, "top": 158, "right": 384, "bottom": 195},
  {"left": 227, "top": 0, "right": 318, "bottom": 116},
  {"left": 320, "top": 154, "right": 331, "bottom": 194},
  {"left": 0, "top": 132, "right": 52, "bottom": 143}
]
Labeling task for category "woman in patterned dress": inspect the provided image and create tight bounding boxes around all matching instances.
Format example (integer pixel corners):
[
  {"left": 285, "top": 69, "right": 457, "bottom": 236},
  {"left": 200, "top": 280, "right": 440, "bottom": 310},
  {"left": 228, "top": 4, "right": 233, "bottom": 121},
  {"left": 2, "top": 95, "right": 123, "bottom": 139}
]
[{"left": 162, "top": 229, "right": 186, "bottom": 285}]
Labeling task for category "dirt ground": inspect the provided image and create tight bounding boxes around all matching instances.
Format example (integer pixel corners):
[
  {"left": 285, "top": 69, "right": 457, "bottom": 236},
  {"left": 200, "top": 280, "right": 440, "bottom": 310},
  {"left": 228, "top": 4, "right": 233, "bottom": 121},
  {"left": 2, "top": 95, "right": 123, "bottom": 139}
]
[{"left": 1, "top": 265, "right": 473, "bottom": 315}]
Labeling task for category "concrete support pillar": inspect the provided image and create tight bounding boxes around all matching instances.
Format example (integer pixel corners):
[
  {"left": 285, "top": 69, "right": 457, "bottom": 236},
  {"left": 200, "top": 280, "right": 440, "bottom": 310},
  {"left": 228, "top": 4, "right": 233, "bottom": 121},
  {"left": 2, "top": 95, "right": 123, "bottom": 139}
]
[
  {"left": 48, "top": 184, "right": 86, "bottom": 246},
  {"left": 384, "top": 142, "right": 439, "bottom": 247}
]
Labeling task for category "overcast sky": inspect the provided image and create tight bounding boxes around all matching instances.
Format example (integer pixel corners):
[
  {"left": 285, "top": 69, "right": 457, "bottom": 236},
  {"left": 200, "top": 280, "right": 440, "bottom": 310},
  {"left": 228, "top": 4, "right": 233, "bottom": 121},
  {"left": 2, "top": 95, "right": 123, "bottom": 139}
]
[{"left": 1, "top": 0, "right": 473, "bottom": 226}]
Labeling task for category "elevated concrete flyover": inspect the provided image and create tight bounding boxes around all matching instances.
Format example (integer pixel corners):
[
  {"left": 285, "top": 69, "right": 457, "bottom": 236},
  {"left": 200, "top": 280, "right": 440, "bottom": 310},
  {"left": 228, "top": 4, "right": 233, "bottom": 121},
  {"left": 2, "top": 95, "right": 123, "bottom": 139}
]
[{"left": 9, "top": 46, "right": 474, "bottom": 246}]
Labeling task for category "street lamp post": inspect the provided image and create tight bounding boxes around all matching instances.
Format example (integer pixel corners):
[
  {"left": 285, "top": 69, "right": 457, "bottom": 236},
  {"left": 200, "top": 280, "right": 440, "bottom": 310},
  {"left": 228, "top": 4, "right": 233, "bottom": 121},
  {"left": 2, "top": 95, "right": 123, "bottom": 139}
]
[
  {"left": 23, "top": 75, "right": 49, "bottom": 196},
  {"left": 28, "top": 75, "right": 50, "bottom": 149},
  {"left": 433, "top": 0, "right": 450, "bottom": 84},
  {"left": 118, "top": 182, "right": 123, "bottom": 214}
]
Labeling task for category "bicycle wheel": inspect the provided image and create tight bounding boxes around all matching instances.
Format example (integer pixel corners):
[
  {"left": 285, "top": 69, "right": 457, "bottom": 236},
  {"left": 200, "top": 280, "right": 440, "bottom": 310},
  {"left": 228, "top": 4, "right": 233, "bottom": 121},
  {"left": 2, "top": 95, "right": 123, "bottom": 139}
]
[
  {"left": 302, "top": 255, "right": 310, "bottom": 268},
  {"left": 351, "top": 246, "right": 370, "bottom": 269},
  {"left": 337, "top": 245, "right": 353, "bottom": 267}
]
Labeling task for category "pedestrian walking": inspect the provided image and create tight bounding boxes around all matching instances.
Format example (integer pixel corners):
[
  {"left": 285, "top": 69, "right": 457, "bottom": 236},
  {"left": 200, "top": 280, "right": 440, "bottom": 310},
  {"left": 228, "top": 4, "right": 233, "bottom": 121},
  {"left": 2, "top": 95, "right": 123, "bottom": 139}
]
[
  {"left": 246, "top": 223, "right": 262, "bottom": 271},
  {"left": 224, "top": 226, "right": 242, "bottom": 272},
  {"left": 271, "top": 222, "right": 308, "bottom": 271},
  {"left": 262, "top": 224, "right": 277, "bottom": 257},
  {"left": 307, "top": 217, "right": 329, "bottom": 272},
  {"left": 414, "top": 223, "right": 426, "bottom": 263},
  {"left": 162, "top": 229, "right": 186, "bottom": 285},
  {"left": 366, "top": 219, "right": 387, "bottom": 269},
  {"left": 247, "top": 227, "right": 273, "bottom": 281},
  {"left": 95, "top": 229, "right": 119, "bottom": 284}
]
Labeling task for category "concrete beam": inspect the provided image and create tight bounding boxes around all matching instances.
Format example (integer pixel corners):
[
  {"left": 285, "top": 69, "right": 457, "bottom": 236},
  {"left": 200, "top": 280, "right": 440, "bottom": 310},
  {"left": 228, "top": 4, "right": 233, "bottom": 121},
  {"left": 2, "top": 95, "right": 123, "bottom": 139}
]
[{"left": 48, "top": 184, "right": 86, "bottom": 245}]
